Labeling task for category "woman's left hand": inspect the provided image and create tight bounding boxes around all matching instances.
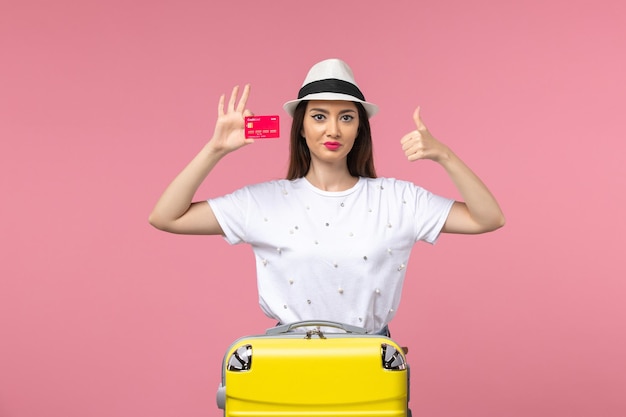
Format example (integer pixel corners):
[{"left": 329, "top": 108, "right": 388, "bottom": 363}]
[
  {"left": 400, "top": 107, "right": 450, "bottom": 163},
  {"left": 400, "top": 107, "right": 505, "bottom": 234}
]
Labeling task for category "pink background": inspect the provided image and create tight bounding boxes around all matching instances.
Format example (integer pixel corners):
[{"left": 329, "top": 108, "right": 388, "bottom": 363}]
[{"left": 2, "top": 0, "right": 625, "bottom": 416}]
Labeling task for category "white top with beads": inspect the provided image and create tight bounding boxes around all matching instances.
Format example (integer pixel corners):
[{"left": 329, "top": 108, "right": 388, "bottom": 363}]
[{"left": 208, "top": 177, "right": 454, "bottom": 333}]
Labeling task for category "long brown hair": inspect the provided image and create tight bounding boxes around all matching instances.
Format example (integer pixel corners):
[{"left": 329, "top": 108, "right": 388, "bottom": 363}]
[{"left": 286, "top": 101, "right": 377, "bottom": 179}]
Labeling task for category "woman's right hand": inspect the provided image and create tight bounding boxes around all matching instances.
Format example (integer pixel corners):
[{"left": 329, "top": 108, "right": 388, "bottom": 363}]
[
  {"left": 208, "top": 84, "right": 254, "bottom": 156},
  {"left": 148, "top": 84, "right": 254, "bottom": 235}
]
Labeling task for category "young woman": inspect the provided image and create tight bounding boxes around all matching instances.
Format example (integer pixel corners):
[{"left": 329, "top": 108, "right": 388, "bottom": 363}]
[{"left": 149, "top": 59, "right": 504, "bottom": 335}]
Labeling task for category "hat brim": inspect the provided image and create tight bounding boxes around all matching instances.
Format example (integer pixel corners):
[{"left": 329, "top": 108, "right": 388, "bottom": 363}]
[{"left": 283, "top": 92, "right": 379, "bottom": 118}]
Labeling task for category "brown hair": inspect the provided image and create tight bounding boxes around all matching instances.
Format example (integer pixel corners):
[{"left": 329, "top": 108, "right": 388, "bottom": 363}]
[{"left": 286, "top": 101, "right": 377, "bottom": 179}]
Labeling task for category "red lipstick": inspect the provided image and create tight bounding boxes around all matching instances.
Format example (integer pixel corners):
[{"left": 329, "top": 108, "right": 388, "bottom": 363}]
[{"left": 324, "top": 141, "right": 341, "bottom": 151}]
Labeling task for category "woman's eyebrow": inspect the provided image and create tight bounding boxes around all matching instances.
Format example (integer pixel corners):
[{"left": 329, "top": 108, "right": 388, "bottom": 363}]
[{"left": 308, "top": 108, "right": 357, "bottom": 114}]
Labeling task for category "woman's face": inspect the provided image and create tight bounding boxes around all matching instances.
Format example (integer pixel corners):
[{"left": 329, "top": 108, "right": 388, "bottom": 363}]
[{"left": 301, "top": 100, "right": 360, "bottom": 165}]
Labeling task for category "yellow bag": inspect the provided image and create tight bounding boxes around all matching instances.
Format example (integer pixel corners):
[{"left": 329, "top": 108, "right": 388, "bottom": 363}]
[{"left": 217, "top": 320, "right": 410, "bottom": 417}]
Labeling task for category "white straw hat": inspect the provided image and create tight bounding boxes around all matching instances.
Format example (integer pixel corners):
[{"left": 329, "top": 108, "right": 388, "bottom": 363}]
[{"left": 283, "top": 58, "right": 379, "bottom": 118}]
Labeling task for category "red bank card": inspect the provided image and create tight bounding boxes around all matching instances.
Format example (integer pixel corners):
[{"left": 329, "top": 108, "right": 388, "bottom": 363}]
[{"left": 245, "top": 115, "right": 280, "bottom": 139}]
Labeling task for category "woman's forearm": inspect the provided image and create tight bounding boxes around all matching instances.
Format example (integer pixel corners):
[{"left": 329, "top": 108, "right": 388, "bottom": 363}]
[
  {"left": 401, "top": 107, "right": 504, "bottom": 234},
  {"left": 439, "top": 150, "right": 505, "bottom": 233},
  {"left": 148, "top": 143, "right": 225, "bottom": 230},
  {"left": 149, "top": 84, "right": 253, "bottom": 234}
]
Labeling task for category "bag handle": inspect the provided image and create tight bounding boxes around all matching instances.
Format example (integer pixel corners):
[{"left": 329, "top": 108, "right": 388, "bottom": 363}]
[{"left": 265, "top": 320, "right": 367, "bottom": 335}]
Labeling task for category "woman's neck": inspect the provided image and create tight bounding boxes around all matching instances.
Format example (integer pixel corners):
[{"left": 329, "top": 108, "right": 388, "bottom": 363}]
[{"left": 305, "top": 165, "right": 358, "bottom": 192}]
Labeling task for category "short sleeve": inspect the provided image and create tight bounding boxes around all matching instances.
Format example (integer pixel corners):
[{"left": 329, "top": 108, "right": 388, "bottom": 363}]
[
  {"left": 408, "top": 184, "right": 455, "bottom": 244},
  {"left": 207, "top": 187, "right": 251, "bottom": 245}
]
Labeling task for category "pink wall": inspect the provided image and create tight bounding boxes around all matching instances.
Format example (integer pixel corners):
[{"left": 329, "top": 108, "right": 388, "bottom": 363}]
[{"left": 2, "top": 0, "right": 625, "bottom": 416}]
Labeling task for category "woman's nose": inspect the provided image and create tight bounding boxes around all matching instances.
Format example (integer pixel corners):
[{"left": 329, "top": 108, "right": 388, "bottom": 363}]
[{"left": 326, "top": 119, "right": 340, "bottom": 137}]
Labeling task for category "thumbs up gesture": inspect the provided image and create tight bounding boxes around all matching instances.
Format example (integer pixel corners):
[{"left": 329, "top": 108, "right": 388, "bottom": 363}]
[{"left": 400, "top": 107, "right": 450, "bottom": 163}]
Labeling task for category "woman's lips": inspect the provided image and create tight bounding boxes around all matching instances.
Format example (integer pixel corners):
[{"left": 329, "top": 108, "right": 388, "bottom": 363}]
[{"left": 324, "top": 141, "right": 341, "bottom": 150}]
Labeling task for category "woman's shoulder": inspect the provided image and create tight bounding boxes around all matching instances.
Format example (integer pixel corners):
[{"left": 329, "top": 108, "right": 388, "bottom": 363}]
[
  {"left": 361, "top": 176, "right": 418, "bottom": 190},
  {"left": 237, "top": 178, "right": 304, "bottom": 193},
  {"left": 360, "top": 177, "right": 439, "bottom": 200}
]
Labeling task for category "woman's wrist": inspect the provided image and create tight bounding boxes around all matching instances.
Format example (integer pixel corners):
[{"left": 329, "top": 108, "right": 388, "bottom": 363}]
[{"left": 202, "top": 140, "right": 230, "bottom": 161}]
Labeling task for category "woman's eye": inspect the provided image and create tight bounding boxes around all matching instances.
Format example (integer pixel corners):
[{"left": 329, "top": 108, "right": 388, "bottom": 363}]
[
  {"left": 341, "top": 115, "right": 354, "bottom": 122},
  {"left": 312, "top": 114, "right": 325, "bottom": 121}
]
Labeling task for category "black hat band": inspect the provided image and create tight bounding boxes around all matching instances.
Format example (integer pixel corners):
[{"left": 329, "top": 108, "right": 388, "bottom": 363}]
[{"left": 298, "top": 78, "right": 365, "bottom": 101}]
